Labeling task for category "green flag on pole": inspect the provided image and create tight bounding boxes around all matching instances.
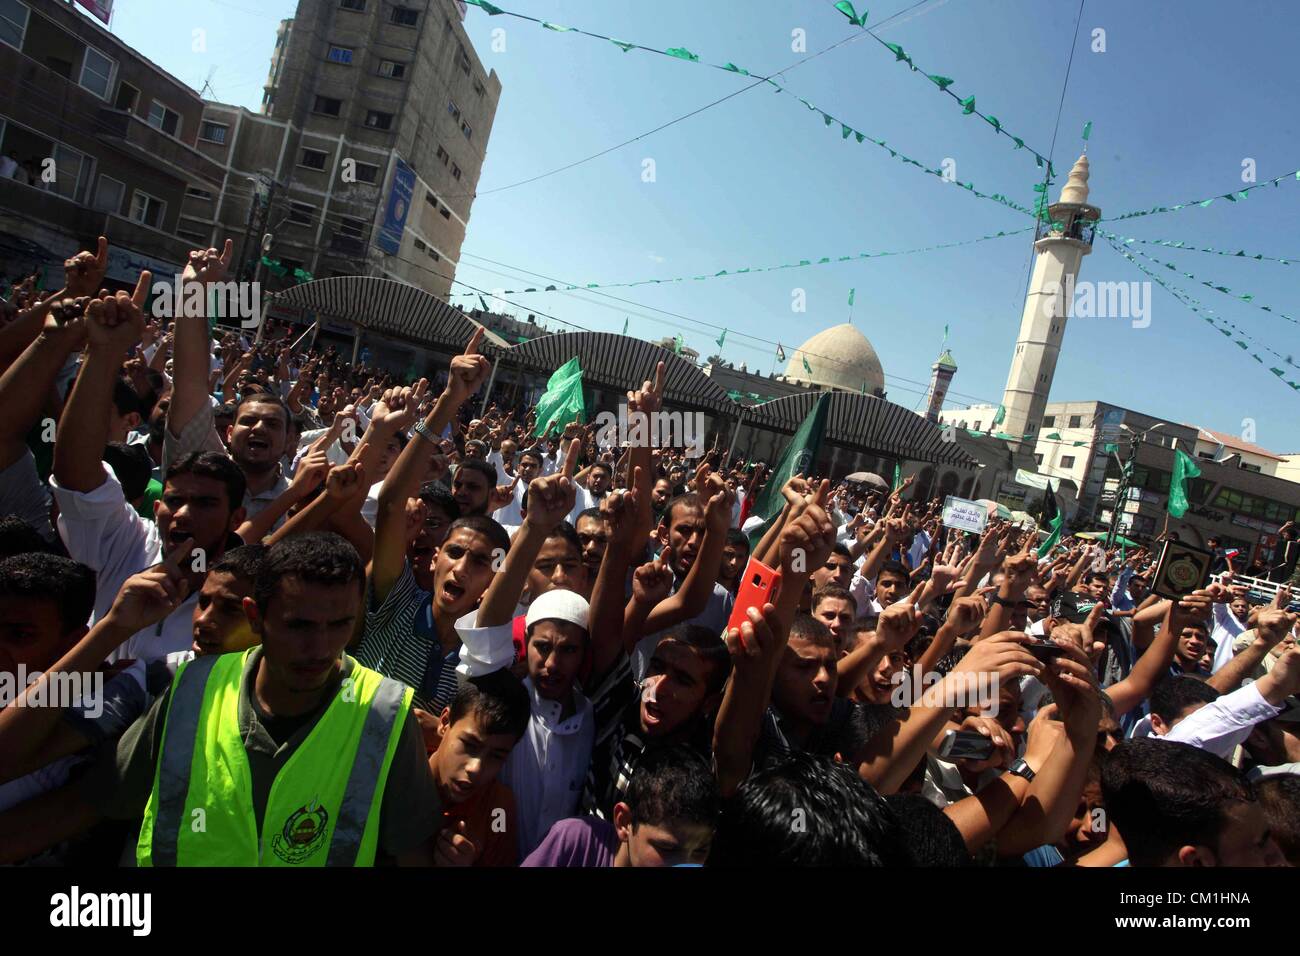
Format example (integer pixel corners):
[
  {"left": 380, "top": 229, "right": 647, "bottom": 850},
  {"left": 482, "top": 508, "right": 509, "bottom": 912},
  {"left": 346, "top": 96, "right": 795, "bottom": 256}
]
[
  {"left": 942, "top": 323, "right": 949, "bottom": 346},
  {"left": 716, "top": 328, "right": 727, "bottom": 349},
  {"left": 673, "top": 335, "right": 683, "bottom": 355},
  {"left": 1168, "top": 449, "right": 1202, "bottom": 518},
  {"left": 1082, "top": 121, "right": 1093, "bottom": 141},
  {"left": 1036, "top": 481, "right": 1063, "bottom": 558},
  {"left": 532, "top": 357, "right": 586, "bottom": 438},
  {"left": 622, "top": 317, "right": 629, "bottom": 335},
  {"left": 745, "top": 393, "right": 832, "bottom": 548},
  {"left": 802, "top": 355, "right": 813, "bottom": 375},
  {"left": 892, "top": 461, "right": 902, "bottom": 492},
  {"left": 848, "top": 288, "right": 855, "bottom": 307},
  {"left": 992, "top": 404, "right": 1006, "bottom": 426}
]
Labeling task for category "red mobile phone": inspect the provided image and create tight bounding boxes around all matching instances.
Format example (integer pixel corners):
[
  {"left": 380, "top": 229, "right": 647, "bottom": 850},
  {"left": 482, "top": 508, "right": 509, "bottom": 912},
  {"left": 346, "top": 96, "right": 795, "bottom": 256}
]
[{"left": 728, "top": 557, "right": 782, "bottom": 645}]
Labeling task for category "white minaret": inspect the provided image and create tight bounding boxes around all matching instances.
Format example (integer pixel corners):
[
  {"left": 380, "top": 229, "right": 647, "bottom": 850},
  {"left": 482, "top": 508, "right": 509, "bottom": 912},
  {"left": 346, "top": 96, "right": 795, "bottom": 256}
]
[
  {"left": 1000, "top": 155, "right": 1101, "bottom": 447},
  {"left": 923, "top": 349, "right": 957, "bottom": 422}
]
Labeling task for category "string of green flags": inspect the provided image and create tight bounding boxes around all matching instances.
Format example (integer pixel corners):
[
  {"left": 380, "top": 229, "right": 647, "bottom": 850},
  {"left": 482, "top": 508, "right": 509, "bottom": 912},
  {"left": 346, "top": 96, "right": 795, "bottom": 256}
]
[
  {"left": 1102, "top": 167, "right": 1300, "bottom": 223},
  {"left": 829, "top": 1, "right": 1054, "bottom": 172},
  {"left": 1106, "top": 238, "right": 1297, "bottom": 326},
  {"left": 461, "top": 0, "right": 1043, "bottom": 221},
  {"left": 450, "top": 225, "right": 1031, "bottom": 299},
  {"left": 1105, "top": 238, "right": 1300, "bottom": 392},
  {"left": 1100, "top": 231, "right": 1294, "bottom": 266}
]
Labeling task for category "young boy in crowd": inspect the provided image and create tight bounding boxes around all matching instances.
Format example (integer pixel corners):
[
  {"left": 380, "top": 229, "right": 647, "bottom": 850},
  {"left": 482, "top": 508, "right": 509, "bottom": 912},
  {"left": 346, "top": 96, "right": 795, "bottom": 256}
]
[
  {"left": 522, "top": 745, "right": 718, "bottom": 867},
  {"left": 427, "top": 669, "right": 530, "bottom": 867}
]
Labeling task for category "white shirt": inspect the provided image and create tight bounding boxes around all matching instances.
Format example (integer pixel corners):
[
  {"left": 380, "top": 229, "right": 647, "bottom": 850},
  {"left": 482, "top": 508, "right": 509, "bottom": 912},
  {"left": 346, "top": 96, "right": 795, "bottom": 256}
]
[
  {"left": 1210, "top": 603, "right": 1245, "bottom": 674},
  {"left": 908, "top": 530, "right": 933, "bottom": 569},
  {"left": 500, "top": 676, "right": 594, "bottom": 858},
  {"left": 849, "top": 571, "right": 884, "bottom": 617},
  {"left": 1140, "top": 681, "right": 1282, "bottom": 759},
  {"left": 50, "top": 466, "right": 199, "bottom": 664},
  {"left": 567, "top": 483, "right": 604, "bottom": 525},
  {"left": 360, "top": 479, "right": 385, "bottom": 529},
  {"left": 491, "top": 477, "right": 527, "bottom": 527}
]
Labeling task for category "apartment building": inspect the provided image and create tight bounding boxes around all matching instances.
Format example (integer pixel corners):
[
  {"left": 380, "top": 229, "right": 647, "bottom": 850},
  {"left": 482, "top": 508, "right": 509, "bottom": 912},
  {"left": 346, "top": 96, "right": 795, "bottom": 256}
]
[{"left": 0, "top": 0, "right": 224, "bottom": 286}]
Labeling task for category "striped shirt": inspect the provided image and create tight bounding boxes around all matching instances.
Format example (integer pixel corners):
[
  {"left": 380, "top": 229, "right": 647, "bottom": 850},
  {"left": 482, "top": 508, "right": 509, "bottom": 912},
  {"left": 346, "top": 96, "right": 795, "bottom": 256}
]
[{"left": 353, "top": 560, "right": 459, "bottom": 713}]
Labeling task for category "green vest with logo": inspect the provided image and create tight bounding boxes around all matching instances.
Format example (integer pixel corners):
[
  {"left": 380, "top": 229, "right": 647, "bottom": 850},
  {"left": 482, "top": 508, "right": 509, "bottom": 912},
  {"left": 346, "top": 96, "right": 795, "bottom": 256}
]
[{"left": 137, "top": 648, "right": 412, "bottom": 867}]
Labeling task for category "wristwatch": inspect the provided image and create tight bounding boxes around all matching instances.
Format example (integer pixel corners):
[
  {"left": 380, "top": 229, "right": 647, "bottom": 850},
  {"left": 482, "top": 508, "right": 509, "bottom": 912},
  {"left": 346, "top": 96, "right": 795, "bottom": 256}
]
[
  {"left": 988, "top": 595, "right": 1017, "bottom": 608},
  {"left": 1007, "top": 758, "right": 1036, "bottom": 783},
  {"left": 412, "top": 418, "right": 438, "bottom": 445}
]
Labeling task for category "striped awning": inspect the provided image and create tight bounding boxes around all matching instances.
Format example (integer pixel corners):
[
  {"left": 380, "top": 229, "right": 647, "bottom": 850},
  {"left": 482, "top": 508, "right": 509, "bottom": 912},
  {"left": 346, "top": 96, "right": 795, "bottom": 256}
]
[
  {"left": 749, "top": 391, "right": 975, "bottom": 467},
  {"left": 508, "top": 332, "right": 736, "bottom": 414},
  {"left": 271, "top": 277, "right": 510, "bottom": 352}
]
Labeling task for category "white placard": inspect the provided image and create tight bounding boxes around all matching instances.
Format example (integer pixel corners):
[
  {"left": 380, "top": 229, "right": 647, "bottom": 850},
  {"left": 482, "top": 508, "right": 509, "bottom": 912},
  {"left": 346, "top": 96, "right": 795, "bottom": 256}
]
[{"left": 942, "top": 495, "right": 988, "bottom": 534}]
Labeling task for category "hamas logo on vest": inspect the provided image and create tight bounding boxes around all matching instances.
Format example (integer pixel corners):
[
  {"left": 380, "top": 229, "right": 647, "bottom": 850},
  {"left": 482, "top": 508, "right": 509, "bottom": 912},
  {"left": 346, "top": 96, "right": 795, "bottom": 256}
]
[{"left": 271, "top": 799, "right": 329, "bottom": 864}]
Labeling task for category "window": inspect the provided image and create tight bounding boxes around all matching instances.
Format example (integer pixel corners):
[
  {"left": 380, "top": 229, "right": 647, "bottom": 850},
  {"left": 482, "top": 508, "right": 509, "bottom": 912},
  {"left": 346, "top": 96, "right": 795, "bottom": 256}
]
[
  {"left": 337, "top": 217, "right": 365, "bottom": 239},
  {"left": 436, "top": 145, "right": 449, "bottom": 165},
  {"left": 456, "top": 44, "right": 470, "bottom": 75},
  {"left": 313, "top": 96, "right": 342, "bottom": 116},
  {"left": 364, "top": 110, "right": 393, "bottom": 130},
  {"left": 176, "top": 227, "right": 209, "bottom": 244},
  {"left": 92, "top": 175, "right": 125, "bottom": 214},
  {"left": 427, "top": 247, "right": 440, "bottom": 262},
  {"left": 352, "top": 161, "right": 379, "bottom": 184},
  {"left": 327, "top": 45, "right": 354, "bottom": 65},
  {"left": 439, "top": 205, "right": 450, "bottom": 220},
  {"left": 299, "top": 148, "right": 329, "bottom": 170},
  {"left": 1061, "top": 456, "right": 1076, "bottom": 469},
  {"left": 147, "top": 100, "right": 181, "bottom": 137},
  {"left": 391, "top": 6, "right": 418, "bottom": 26},
  {"left": 129, "top": 190, "right": 166, "bottom": 229},
  {"left": 186, "top": 186, "right": 214, "bottom": 200},
  {"left": 287, "top": 201, "right": 315, "bottom": 225},
  {"left": 451, "top": 163, "right": 461, "bottom": 181},
  {"left": 378, "top": 60, "right": 405, "bottom": 79},
  {"left": 0, "top": 0, "right": 28, "bottom": 50},
  {"left": 460, "top": 121, "right": 472, "bottom": 140},
  {"left": 198, "top": 121, "right": 228, "bottom": 144},
  {"left": 79, "top": 47, "right": 115, "bottom": 100},
  {"left": 413, "top": 237, "right": 427, "bottom": 252},
  {"left": 1068, "top": 415, "right": 1082, "bottom": 428},
  {"left": 1042, "top": 415, "right": 1055, "bottom": 428},
  {"left": 50, "top": 144, "right": 90, "bottom": 203},
  {"left": 1241, "top": 462, "right": 1262, "bottom": 473},
  {"left": 447, "top": 99, "right": 460, "bottom": 121},
  {"left": 1034, "top": 454, "right": 1043, "bottom": 466},
  {"left": 973, "top": 422, "right": 982, "bottom": 432},
  {"left": 114, "top": 82, "right": 139, "bottom": 112},
  {"left": 473, "top": 78, "right": 485, "bottom": 97},
  {"left": 340, "top": 0, "right": 365, "bottom": 9}
]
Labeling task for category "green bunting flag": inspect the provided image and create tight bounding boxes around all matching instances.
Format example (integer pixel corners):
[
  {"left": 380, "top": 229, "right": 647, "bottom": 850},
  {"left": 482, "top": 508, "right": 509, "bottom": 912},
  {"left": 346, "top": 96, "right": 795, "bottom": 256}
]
[
  {"left": 745, "top": 393, "right": 832, "bottom": 548},
  {"left": 1103, "top": 232, "right": 1292, "bottom": 266},
  {"left": 1037, "top": 482, "right": 1062, "bottom": 558},
  {"left": 833, "top": 1, "right": 868, "bottom": 26},
  {"left": 1044, "top": 432, "right": 1062, "bottom": 440},
  {"left": 776, "top": 343, "right": 786, "bottom": 362},
  {"left": 533, "top": 357, "right": 586, "bottom": 438},
  {"left": 1168, "top": 449, "right": 1202, "bottom": 518},
  {"left": 1105, "top": 166, "right": 1300, "bottom": 223}
]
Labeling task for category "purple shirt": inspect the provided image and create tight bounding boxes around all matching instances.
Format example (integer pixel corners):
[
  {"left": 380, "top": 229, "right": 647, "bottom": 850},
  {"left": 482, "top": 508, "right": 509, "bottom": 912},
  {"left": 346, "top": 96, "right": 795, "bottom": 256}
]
[{"left": 520, "top": 817, "right": 619, "bottom": 868}]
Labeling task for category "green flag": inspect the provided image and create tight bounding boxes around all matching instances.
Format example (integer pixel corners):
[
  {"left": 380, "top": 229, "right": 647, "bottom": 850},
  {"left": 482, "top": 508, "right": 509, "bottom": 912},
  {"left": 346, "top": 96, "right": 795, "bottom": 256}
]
[
  {"left": 622, "top": 317, "right": 629, "bottom": 335},
  {"left": 716, "top": 329, "right": 727, "bottom": 349},
  {"left": 848, "top": 288, "right": 856, "bottom": 307},
  {"left": 942, "top": 323, "right": 949, "bottom": 345},
  {"left": 992, "top": 404, "right": 1006, "bottom": 426},
  {"left": 1082, "top": 120, "right": 1093, "bottom": 141},
  {"left": 776, "top": 343, "right": 786, "bottom": 362},
  {"left": 1168, "top": 448, "right": 1202, "bottom": 518},
  {"left": 1036, "top": 481, "right": 1062, "bottom": 558},
  {"left": 802, "top": 355, "right": 813, "bottom": 375},
  {"left": 673, "top": 335, "right": 683, "bottom": 355},
  {"left": 532, "top": 357, "right": 586, "bottom": 438},
  {"left": 892, "top": 461, "right": 902, "bottom": 492},
  {"left": 745, "top": 393, "right": 831, "bottom": 548}
]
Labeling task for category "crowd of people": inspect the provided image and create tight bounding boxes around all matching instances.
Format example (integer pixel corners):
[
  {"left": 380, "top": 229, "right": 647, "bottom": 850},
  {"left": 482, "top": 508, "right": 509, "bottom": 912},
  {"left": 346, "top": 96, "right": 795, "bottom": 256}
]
[{"left": 0, "top": 236, "right": 1297, "bottom": 868}]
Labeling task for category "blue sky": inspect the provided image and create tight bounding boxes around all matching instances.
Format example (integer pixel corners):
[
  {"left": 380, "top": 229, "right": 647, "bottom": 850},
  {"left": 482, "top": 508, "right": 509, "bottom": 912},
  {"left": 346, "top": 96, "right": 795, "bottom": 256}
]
[{"left": 93, "top": 0, "right": 1300, "bottom": 449}]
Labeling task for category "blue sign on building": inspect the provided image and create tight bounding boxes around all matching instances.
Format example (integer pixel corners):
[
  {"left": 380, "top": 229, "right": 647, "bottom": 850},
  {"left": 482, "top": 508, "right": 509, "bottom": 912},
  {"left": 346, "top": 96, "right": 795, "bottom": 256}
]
[{"left": 377, "top": 158, "right": 415, "bottom": 255}]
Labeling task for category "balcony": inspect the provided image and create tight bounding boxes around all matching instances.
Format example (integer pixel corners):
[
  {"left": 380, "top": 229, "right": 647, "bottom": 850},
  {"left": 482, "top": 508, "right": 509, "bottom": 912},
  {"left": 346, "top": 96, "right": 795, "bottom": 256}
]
[{"left": 92, "top": 106, "right": 225, "bottom": 188}]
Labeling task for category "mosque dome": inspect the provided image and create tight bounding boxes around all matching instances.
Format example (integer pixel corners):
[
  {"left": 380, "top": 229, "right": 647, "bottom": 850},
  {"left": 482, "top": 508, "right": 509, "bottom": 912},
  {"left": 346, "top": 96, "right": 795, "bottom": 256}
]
[{"left": 784, "top": 323, "right": 886, "bottom": 395}]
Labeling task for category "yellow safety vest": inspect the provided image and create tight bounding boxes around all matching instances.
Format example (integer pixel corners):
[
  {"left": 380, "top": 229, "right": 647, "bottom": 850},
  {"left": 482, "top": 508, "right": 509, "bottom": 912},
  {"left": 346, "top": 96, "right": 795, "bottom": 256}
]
[{"left": 137, "top": 648, "right": 411, "bottom": 866}]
